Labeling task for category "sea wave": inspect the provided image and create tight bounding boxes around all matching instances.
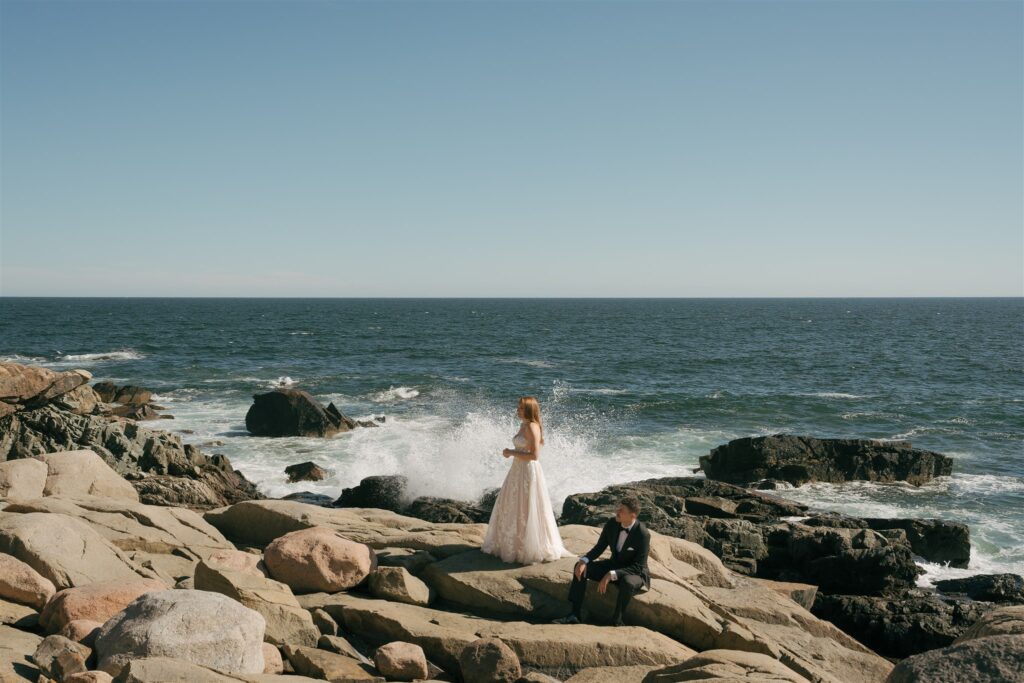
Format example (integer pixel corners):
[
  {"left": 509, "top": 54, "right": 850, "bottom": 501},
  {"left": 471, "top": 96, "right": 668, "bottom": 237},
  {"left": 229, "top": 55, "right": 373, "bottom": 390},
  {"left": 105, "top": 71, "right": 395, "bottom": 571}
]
[
  {"left": 371, "top": 385, "right": 420, "bottom": 402},
  {"left": 496, "top": 357, "right": 556, "bottom": 369}
]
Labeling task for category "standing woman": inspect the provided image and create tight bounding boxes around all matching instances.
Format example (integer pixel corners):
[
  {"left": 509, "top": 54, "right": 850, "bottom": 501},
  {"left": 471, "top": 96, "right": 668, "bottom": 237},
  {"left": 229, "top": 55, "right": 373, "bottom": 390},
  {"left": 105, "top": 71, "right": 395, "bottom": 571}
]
[{"left": 481, "top": 396, "right": 569, "bottom": 564}]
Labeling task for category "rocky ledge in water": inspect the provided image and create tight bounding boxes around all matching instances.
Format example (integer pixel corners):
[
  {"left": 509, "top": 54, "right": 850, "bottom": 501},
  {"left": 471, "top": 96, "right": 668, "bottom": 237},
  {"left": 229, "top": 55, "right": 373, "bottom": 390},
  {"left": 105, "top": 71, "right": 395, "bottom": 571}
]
[
  {"left": 0, "top": 361, "right": 261, "bottom": 509},
  {"left": 333, "top": 474, "right": 498, "bottom": 524},
  {"left": 245, "top": 388, "right": 382, "bottom": 437},
  {"left": 698, "top": 434, "right": 954, "bottom": 487}
]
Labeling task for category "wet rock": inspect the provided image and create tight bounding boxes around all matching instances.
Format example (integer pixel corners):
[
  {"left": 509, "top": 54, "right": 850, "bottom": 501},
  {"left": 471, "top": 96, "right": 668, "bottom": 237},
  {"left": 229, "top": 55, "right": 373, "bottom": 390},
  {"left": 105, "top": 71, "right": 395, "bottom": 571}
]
[
  {"left": 699, "top": 434, "right": 953, "bottom": 487},
  {"left": 933, "top": 573, "right": 1024, "bottom": 604},
  {"left": 812, "top": 589, "right": 990, "bottom": 658},
  {"left": 885, "top": 634, "right": 1024, "bottom": 683},
  {"left": 245, "top": 389, "right": 363, "bottom": 437},
  {"left": 284, "top": 461, "right": 327, "bottom": 483},
  {"left": 333, "top": 475, "right": 496, "bottom": 523}
]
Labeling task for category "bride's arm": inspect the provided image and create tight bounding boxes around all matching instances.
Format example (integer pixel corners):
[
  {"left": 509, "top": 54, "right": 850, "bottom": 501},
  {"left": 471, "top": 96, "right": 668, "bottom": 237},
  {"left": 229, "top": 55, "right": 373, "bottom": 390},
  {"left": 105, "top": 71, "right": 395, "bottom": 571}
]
[{"left": 508, "top": 423, "right": 541, "bottom": 461}]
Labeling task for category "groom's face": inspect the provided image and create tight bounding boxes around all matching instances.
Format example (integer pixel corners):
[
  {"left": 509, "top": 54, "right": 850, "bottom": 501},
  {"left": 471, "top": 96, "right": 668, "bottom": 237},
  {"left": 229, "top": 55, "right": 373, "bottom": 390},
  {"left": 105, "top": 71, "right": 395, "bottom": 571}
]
[{"left": 615, "top": 505, "right": 637, "bottom": 526}]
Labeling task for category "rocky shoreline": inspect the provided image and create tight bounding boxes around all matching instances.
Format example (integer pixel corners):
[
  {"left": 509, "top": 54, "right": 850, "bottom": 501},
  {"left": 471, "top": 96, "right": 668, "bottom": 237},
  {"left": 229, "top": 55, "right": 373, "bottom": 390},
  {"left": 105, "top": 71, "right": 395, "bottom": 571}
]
[{"left": 1, "top": 361, "right": 1022, "bottom": 682}]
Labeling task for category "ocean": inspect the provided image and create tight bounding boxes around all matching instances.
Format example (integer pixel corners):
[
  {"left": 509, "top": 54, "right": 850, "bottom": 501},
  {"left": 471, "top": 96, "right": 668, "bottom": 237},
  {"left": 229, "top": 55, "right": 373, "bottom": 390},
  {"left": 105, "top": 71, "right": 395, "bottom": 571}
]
[{"left": 2, "top": 297, "right": 1021, "bottom": 583}]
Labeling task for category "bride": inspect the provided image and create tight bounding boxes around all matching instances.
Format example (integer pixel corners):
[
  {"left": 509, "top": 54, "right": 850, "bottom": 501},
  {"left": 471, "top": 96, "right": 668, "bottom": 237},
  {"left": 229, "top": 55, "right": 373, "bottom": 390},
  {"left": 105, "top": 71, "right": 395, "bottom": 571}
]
[{"left": 481, "top": 396, "right": 569, "bottom": 565}]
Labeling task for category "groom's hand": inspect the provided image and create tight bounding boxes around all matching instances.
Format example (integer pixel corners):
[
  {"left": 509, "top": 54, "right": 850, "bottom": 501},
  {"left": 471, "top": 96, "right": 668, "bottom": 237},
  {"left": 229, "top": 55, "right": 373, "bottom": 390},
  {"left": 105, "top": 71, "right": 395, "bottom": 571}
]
[
  {"left": 574, "top": 561, "right": 587, "bottom": 580},
  {"left": 597, "top": 574, "right": 611, "bottom": 595}
]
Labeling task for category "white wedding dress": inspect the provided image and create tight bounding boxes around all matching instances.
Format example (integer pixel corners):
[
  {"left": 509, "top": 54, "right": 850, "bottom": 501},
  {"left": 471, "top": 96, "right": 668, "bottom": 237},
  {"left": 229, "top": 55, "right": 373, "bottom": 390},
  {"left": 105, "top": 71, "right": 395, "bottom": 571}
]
[{"left": 481, "top": 428, "right": 569, "bottom": 565}]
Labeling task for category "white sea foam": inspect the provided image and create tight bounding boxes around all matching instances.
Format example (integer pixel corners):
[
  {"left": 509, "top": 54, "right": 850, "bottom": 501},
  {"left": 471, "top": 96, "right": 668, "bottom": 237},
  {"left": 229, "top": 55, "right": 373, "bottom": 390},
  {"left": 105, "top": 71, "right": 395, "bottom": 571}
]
[
  {"left": 0, "top": 353, "right": 48, "bottom": 363},
  {"left": 800, "top": 392, "right": 868, "bottom": 400},
  {"left": 371, "top": 386, "right": 420, "bottom": 402},
  {"left": 57, "top": 349, "right": 144, "bottom": 362},
  {"left": 267, "top": 376, "right": 297, "bottom": 388}
]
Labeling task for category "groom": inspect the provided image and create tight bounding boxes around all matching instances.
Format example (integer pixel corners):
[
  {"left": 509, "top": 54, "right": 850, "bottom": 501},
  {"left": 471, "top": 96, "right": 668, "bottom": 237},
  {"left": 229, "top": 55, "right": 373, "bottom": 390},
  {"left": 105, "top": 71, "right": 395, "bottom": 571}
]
[{"left": 554, "top": 496, "right": 651, "bottom": 626}]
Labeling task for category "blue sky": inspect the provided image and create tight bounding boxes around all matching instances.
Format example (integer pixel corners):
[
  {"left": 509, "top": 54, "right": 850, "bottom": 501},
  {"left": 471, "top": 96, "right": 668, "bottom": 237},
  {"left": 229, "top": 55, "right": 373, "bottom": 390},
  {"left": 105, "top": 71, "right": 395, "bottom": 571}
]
[{"left": 1, "top": 0, "right": 1021, "bottom": 297}]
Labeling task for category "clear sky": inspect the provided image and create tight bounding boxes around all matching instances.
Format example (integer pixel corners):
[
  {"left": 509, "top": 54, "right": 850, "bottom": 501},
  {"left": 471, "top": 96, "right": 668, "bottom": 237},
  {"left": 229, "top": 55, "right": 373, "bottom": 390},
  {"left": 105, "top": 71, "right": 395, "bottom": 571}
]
[{"left": 1, "top": 0, "right": 1021, "bottom": 297}]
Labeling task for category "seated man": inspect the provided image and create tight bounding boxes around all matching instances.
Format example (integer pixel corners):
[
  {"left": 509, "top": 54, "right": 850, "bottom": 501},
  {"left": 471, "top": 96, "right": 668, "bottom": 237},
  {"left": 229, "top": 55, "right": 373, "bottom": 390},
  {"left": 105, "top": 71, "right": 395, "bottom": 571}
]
[{"left": 554, "top": 496, "right": 651, "bottom": 626}]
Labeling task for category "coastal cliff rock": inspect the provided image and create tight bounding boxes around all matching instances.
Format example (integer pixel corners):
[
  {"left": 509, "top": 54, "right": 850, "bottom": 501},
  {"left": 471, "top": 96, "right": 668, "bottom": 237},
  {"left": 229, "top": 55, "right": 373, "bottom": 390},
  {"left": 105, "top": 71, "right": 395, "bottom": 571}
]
[
  {"left": 244, "top": 388, "right": 378, "bottom": 437},
  {"left": 0, "top": 362, "right": 261, "bottom": 509},
  {"left": 698, "top": 434, "right": 953, "bottom": 487}
]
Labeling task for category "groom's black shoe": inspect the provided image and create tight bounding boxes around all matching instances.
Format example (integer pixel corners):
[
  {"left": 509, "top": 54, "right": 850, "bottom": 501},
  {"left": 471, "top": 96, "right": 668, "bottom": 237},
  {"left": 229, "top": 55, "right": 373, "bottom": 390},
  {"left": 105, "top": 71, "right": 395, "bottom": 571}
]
[{"left": 552, "top": 614, "right": 580, "bottom": 625}]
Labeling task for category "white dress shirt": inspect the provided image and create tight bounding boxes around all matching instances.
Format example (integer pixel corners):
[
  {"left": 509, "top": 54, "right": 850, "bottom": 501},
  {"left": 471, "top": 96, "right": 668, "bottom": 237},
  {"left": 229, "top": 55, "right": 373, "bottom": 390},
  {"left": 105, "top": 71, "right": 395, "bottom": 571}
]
[{"left": 579, "top": 519, "right": 636, "bottom": 582}]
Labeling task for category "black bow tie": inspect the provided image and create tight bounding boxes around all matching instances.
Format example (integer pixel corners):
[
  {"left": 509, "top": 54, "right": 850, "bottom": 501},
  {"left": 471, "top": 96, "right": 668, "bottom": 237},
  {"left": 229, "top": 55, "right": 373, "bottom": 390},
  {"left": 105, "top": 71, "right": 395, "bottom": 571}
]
[{"left": 619, "top": 525, "right": 632, "bottom": 533}]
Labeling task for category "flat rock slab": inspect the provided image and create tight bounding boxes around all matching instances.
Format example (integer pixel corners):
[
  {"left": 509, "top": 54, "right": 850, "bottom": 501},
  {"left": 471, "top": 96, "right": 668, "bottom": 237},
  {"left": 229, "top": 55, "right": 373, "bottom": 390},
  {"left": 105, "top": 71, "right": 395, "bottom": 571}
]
[
  {"left": 297, "top": 592, "right": 695, "bottom": 675},
  {"left": 205, "top": 500, "right": 485, "bottom": 557},
  {"left": 0, "top": 512, "right": 158, "bottom": 590}
]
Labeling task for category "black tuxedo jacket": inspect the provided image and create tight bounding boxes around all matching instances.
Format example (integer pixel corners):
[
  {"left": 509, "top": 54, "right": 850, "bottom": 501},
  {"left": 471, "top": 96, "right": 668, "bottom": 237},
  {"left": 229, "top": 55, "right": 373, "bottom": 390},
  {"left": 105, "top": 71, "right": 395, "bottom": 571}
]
[{"left": 583, "top": 518, "right": 652, "bottom": 589}]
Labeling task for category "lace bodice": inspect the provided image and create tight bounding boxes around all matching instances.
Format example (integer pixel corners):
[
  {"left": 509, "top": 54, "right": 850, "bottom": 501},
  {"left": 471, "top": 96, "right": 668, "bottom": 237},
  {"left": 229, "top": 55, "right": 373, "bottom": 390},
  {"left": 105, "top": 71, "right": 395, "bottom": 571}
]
[{"left": 513, "top": 431, "right": 528, "bottom": 449}]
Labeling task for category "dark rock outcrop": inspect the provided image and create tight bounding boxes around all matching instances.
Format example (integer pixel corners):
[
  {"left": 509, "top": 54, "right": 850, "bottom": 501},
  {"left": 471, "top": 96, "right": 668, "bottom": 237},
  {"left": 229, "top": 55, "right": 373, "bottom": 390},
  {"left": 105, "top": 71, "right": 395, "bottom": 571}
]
[
  {"left": 333, "top": 475, "right": 495, "bottom": 524},
  {"left": 560, "top": 477, "right": 929, "bottom": 592},
  {"left": 284, "top": 461, "right": 328, "bottom": 483},
  {"left": 244, "top": 389, "right": 378, "bottom": 437},
  {"left": 812, "top": 589, "right": 992, "bottom": 659},
  {"left": 934, "top": 574, "right": 1024, "bottom": 604},
  {"left": 699, "top": 434, "right": 953, "bottom": 487},
  {"left": 803, "top": 513, "right": 971, "bottom": 569}
]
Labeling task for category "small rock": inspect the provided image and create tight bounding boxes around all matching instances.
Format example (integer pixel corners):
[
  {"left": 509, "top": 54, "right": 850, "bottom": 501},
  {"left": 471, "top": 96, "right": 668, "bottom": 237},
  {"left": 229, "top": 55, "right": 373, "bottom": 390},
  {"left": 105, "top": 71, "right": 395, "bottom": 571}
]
[
  {"left": 33, "top": 635, "right": 91, "bottom": 680},
  {"left": 310, "top": 608, "right": 339, "bottom": 636},
  {"left": 284, "top": 461, "right": 328, "bottom": 483},
  {"left": 459, "top": 638, "right": 521, "bottom": 683},
  {"left": 283, "top": 644, "right": 384, "bottom": 682},
  {"left": 262, "top": 643, "right": 284, "bottom": 674},
  {"left": 318, "top": 635, "right": 371, "bottom": 664},
  {"left": 374, "top": 641, "right": 429, "bottom": 681},
  {"left": 368, "top": 566, "right": 433, "bottom": 606}
]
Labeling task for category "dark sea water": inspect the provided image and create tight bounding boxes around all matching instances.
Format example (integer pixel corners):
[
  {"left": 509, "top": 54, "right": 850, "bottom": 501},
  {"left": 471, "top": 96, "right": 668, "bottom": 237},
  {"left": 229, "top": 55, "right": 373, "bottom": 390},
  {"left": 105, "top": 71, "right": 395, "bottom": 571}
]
[{"left": 2, "top": 297, "right": 1021, "bottom": 582}]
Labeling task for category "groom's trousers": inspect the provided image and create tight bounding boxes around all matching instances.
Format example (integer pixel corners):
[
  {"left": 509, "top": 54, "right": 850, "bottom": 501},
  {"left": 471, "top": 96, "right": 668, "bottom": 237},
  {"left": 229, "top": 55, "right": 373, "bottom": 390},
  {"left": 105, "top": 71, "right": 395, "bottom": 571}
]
[{"left": 568, "top": 559, "right": 645, "bottom": 622}]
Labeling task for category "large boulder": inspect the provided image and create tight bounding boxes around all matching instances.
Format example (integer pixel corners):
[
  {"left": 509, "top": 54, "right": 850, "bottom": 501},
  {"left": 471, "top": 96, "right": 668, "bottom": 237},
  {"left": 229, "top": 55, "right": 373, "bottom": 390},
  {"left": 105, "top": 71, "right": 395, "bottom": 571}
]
[
  {"left": 0, "top": 552, "right": 56, "bottom": 608},
  {"left": 0, "top": 458, "right": 47, "bottom": 500},
  {"left": 194, "top": 559, "right": 319, "bottom": 647},
  {"left": 264, "top": 527, "right": 376, "bottom": 593},
  {"left": 0, "top": 512, "right": 158, "bottom": 590},
  {"left": 699, "top": 434, "right": 953, "bottom": 487},
  {"left": 885, "top": 634, "right": 1024, "bottom": 683},
  {"left": 94, "top": 589, "right": 266, "bottom": 676},
  {"left": 245, "top": 389, "right": 359, "bottom": 437},
  {"left": 299, "top": 592, "right": 695, "bottom": 675},
  {"left": 39, "top": 450, "right": 140, "bottom": 502},
  {"left": 39, "top": 579, "right": 166, "bottom": 633}
]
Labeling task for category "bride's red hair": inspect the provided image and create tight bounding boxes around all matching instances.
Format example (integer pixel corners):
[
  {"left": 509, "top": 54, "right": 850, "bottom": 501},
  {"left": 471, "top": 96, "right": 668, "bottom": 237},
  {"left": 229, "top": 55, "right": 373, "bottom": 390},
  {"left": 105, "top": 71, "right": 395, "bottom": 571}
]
[{"left": 517, "top": 396, "right": 545, "bottom": 445}]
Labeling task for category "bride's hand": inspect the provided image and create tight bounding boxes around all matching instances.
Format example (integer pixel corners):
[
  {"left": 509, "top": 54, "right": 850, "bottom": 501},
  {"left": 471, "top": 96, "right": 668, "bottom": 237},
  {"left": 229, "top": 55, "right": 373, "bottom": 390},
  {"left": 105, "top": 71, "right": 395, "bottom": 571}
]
[{"left": 502, "top": 448, "right": 512, "bottom": 458}]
